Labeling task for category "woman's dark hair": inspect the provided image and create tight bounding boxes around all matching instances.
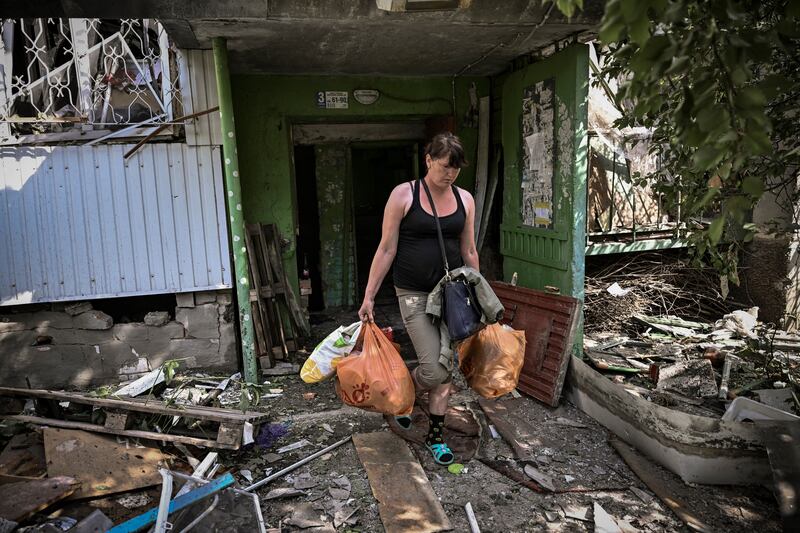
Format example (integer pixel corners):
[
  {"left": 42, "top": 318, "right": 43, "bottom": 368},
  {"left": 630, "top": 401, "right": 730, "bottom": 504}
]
[{"left": 425, "top": 132, "right": 468, "bottom": 169}]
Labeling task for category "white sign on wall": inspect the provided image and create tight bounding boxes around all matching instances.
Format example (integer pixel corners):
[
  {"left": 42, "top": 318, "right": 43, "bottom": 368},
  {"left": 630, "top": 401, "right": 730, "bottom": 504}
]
[{"left": 316, "top": 91, "right": 349, "bottom": 109}]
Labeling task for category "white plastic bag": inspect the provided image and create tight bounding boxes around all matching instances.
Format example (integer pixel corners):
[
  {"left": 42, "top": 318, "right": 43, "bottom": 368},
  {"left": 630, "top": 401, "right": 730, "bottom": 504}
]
[{"left": 300, "top": 321, "right": 363, "bottom": 383}]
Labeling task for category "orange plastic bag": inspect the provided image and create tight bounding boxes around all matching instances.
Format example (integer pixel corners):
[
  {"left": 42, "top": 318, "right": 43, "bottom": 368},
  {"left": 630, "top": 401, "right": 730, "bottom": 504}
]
[
  {"left": 335, "top": 322, "right": 415, "bottom": 416},
  {"left": 458, "top": 323, "right": 526, "bottom": 399}
]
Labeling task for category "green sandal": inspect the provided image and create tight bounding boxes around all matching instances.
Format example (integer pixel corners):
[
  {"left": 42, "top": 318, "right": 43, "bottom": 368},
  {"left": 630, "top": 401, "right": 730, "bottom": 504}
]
[{"left": 426, "top": 442, "right": 454, "bottom": 465}]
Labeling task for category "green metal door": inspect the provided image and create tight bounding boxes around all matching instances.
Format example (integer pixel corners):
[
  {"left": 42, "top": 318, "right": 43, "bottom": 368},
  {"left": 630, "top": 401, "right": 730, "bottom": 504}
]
[{"left": 500, "top": 44, "right": 589, "bottom": 300}]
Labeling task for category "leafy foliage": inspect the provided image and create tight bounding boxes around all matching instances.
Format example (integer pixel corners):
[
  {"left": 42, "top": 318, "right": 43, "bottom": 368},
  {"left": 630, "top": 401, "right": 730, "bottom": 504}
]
[{"left": 550, "top": 0, "right": 800, "bottom": 281}]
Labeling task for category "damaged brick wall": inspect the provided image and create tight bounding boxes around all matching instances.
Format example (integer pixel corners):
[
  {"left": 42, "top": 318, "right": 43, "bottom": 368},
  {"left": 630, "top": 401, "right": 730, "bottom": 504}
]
[{"left": 0, "top": 290, "right": 237, "bottom": 389}]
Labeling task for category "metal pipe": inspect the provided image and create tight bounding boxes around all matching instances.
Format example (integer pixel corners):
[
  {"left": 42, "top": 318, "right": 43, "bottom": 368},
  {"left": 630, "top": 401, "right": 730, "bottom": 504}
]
[
  {"left": 211, "top": 37, "right": 258, "bottom": 384},
  {"left": 244, "top": 436, "right": 352, "bottom": 492},
  {"left": 465, "top": 502, "right": 481, "bottom": 533}
]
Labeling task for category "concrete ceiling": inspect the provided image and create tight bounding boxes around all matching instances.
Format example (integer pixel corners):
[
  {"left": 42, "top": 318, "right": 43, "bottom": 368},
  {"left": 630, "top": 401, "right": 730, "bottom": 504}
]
[{"left": 8, "top": 0, "right": 604, "bottom": 76}]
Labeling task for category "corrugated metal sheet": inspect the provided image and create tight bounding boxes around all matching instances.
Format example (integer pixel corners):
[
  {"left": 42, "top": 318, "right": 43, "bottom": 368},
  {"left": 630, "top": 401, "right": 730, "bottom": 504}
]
[
  {"left": 179, "top": 49, "right": 222, "bottom": 146},
  {"left": 0, "top": 143, "right": 231, "bottom": 305},
  {"left": 490, "top": 281, "right": 580, "bottom": 407}
]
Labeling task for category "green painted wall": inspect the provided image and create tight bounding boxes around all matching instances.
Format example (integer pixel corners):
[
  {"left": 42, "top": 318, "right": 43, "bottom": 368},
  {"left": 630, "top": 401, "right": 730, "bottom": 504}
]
[
  {"left": 231, "top": 75, "right": 489, "bottom": 299},
  {"left": 500, "top": 44, "right": 589, "bottom": 300}
]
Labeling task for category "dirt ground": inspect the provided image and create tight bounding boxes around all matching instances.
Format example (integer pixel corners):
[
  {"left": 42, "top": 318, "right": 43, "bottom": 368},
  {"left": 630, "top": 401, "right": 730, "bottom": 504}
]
[
  {"left": 9, "top": 303, "right": 783, "bottom": 532},
  {"left": 212, "top": 304, "right": 782, "bottom": 533}
]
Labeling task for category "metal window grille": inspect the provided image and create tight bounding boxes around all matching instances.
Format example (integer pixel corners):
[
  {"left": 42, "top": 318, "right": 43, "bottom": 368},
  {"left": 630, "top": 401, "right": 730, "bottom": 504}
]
[{"left": 0, "top": 18, "right": 181, "bottom": 140}]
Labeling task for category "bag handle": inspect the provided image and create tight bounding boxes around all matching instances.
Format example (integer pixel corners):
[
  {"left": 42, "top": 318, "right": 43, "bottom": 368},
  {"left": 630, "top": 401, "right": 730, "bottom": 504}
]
[{"left": 419, "top": 178, "right": 451, "bottom": 281}]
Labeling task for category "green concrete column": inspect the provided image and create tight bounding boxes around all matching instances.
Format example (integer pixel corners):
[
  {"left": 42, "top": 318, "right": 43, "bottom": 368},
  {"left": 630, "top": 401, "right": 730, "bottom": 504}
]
[{"left": 212, "top": 37, "right": 257, "bottom": 384}]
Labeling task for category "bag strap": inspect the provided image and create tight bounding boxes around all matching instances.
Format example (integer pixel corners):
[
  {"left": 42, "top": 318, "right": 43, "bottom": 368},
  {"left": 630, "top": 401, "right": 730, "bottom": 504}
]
[{"left": 420, "top": 177, "right": 451, "bottom": 280}]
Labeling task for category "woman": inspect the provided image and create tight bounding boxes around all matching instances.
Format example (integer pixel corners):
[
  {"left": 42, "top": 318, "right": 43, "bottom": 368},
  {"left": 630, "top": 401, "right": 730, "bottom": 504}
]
[{"left": 357, "top": 132, "right": 479, "bottom": 466}]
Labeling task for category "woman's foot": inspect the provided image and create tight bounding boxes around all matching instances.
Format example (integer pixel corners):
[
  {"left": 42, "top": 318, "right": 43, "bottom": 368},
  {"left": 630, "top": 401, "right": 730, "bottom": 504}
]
[
  {"left": 425, "top": 413, "right": 454, "bottom": 465},
  {"left": 394, "top": 415, "right": 413, "bottom": 430}
]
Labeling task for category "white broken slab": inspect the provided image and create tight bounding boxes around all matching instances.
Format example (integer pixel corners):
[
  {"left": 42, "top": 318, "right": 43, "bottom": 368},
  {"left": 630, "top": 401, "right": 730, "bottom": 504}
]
[
  {"left": 277, "top": 439, "right": 311, "bottom": 454},
  {"left": 593, "top": 502, "right": 623, "bottom": 533},
  {"left": 523, "top": 464, "right": 556, "bottom": 491},
  {"left": 114, "top": 367, "right": 165, "bottom": 397}
]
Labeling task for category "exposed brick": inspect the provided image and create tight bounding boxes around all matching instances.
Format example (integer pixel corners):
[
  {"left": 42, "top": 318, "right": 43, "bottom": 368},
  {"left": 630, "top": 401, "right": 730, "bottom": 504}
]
[
  {"left": 176, "top": 304, "right": 220, "bottom": 339},
  {"left": 113, "top": 323, "right": 150, "bottom": 342},
  {"left": 175, "top": 293, "right": 195, "bottom": 308},
  {"left": 161, "top": 321, "right": 185, "bottom": 339},
  {"left": 216, "top": 291, "right": 233, "bottom": 305},
  {"left": 169, "top": 338, "right": 217, "bottom": 365},
  {"left": 64, "top": 301, "right": 93, "bottom": 316},
  {"left": 73, "top": 310, "right": 113, "bottom": 330},
  {"left": 144, "top": 311, "right": 170, "bottom": 327},
  {"left": 194, "top": 291, "right": 217, "bottom": 304}
]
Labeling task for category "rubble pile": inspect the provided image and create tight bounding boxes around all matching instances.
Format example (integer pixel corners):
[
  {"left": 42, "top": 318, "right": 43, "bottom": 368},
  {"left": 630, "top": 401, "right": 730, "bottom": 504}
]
[
  {"left": 585, "top": 253, "right": 740, "bottom": 333},
  {"left": 585, "top": 306, "right": 800, "bottom": 420}
]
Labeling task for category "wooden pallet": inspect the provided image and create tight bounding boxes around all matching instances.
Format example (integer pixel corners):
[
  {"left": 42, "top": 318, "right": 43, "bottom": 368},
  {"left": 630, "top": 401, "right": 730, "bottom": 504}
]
[
  {"left": 0, "top": 387, "right": 268, "bottom": 450},
  {"left": 244, "top": 223, "right": 310, "bottom": 371}
]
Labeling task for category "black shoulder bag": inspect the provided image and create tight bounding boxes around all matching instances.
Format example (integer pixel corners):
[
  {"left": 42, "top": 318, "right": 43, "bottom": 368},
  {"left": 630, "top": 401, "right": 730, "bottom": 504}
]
[{"left": 420, "top": 178, "right": 484, "bottom": 341}]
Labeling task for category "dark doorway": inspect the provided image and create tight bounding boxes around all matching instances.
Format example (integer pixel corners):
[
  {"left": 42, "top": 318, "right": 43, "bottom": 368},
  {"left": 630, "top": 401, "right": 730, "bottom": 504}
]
[
  {"left": 351, "top": 143, "right": 417, "bottom": 305},
  {"left": 294, "top": 145, "right": 325, "bottom": 311}
]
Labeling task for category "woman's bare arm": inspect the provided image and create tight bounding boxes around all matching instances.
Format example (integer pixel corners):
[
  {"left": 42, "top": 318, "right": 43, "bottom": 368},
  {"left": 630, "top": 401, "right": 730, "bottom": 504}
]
[{"left": 459, "top": 188, "right": 480, "bottom": 271}]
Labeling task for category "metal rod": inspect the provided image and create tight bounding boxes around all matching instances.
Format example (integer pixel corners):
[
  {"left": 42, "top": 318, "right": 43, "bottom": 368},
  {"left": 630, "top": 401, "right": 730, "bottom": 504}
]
[
  {"left": 212, "top": 36, "right": 258, "bottom": 384},
  {"left": 123, "top": 106, "right": 219, "bottom": 159},
  {"left": 84, "top": 113, "right": 166, "bottom": 146},
  {"left": 244, "top": 436, "right": 352, "bottom": 492}
]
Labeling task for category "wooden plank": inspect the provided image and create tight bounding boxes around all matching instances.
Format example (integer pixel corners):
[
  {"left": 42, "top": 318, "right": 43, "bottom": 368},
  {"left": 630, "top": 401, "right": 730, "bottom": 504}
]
[
  {"left": 478, "top": 398, "right": 539, "bottom": 462},
  {"left": 6, "top": 416, "right": 224, "bottom": 449},
  {"left": 0, "top": 387, "right": 267, "bottom": 423},
  {"left": 0, "top": 475, "right": 79, "bottom": 522},
  {"left": 216, "top": 422, "right": 244, "bottom": 448},
  {"left": 0, "top": 432, "right": 46, "bottom": 477},
  {"left": 477, "top": 145, "right": 500, "bottom": 252},
  {"left": 352, "top": 432, "right": 451, "bottom": 533},
  {"left": 44, "top": 428, "right": 165, "bottom": 499},
  {"left": 609, "top": 438, "right": 712, "bottom": 532},
  {"left": 264, "top": 224, "right": 311, "bottom": 337}
]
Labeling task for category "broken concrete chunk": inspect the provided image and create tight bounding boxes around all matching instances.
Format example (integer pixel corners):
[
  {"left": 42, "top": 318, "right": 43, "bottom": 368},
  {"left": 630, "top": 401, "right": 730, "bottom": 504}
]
[
  {"left": 264, "top": 487, "right": 305, "bottom": 500},
  {"left": 278, "top": 439, "right": 311, "bottom": 454},
  {"left": 629, "top": 486, "right": 653, "bottom": 503},
  {"left": 113, "top": 323, "right": 150, "bottom": 342},
  {"left": 562, "top": 505, "right": 591, "bottom": 522},
  {"left": 144, "top": 311, "right": 170, "bottom": 327},
  {"left": 64, "top": 301, "right": 92, "bottom": 316},
  {"left": 328, "top": 486, "right": 350, "bottom": 500},
  {"left": 261, "top": 361, "right": 300, "bottom": 376},
  {"left": 523, "top": 464, "right": 556, "bottom": 491},
  {"left": 73, "top": 310, "right": 113, "bottom": 330},
  {"left": 72, "top": 509, "right": 113, "bottom": 533},
  {"left": 0, "top": 518, "right": 17, "bottom": 533},
  {"left": 263, "top": 452, "right": 282, "bottom": 463},
  {"left": 544, "top": 510, "right": 560, "bottom": 522},
  {"left": 593, "top": 502, "right": 624, "bottom": 533},
  {"left": 333, "top": 505, "right": 359, "bottom": 528},
  {"left": 293, "top": 472, "right": 318, "bottom": 490},
  {"left": 285, "top": 502, "right": 325, "bottom": 528},
  {"left": 656, "top": 359, "right": 718, "bottom": 398},
  {"left": 332, "top": 475, "right": 351, "bottom": 492}
]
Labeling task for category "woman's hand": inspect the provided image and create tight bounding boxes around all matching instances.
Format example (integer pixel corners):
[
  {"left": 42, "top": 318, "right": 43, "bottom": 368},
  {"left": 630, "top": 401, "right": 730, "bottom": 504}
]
[{"left": 358, "top": 298, "right": 374, "bottom": 323}]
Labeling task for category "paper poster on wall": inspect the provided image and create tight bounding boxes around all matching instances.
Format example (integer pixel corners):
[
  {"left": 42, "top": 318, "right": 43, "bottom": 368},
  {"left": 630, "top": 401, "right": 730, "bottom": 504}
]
[{"left": 520, "top": 78, "right": 556, "bottom": 229}]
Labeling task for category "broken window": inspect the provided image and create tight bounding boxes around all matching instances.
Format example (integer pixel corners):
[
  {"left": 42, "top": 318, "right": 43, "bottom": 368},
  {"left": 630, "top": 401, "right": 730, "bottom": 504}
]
[{"left": 0, "top": 18, "right": 182, "bottom": 142}]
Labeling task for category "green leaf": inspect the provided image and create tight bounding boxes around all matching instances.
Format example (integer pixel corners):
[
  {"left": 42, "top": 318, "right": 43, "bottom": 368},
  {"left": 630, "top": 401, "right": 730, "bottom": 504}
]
[
  {"left": 664, "top": 56, "right": 690, "bottom": 76},
  {"left": 629, "top": 16, "right": 651, "bottom": 44},
  {"left": 736, "top": 87, "right": 766, "bottom": 109},
  {"left": 696, "top": 106, "right": 723, "bottom": 132},
  {"left": 556, "top": 0, "right": 576, "bottom": 18},
  {"left": 599, "top": 12, "right": 626, "bottom": 44},
  {"left": 689, "top": 186, "right": 720, "bottom": 213},
  {"left": 708, "top": 216, "right": 725, "bottom": 245},
  {"left": 621, "top": 0, "right": 647, "bottom": 22},
  {"left": 717, "top": 160, "right": 732, "bottom": 180},
  {"left": 693, "top": 145, "right": 724, "bottom": 171},
  {"left": 741, "top": 175, "right": 764, "bottom": 197}
]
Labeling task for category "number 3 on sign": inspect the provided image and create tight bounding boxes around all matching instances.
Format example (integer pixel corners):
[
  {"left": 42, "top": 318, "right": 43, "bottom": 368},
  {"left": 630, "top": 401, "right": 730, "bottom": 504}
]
[{"left": 316, "top": 91, "right": 326, "bottom": 108}]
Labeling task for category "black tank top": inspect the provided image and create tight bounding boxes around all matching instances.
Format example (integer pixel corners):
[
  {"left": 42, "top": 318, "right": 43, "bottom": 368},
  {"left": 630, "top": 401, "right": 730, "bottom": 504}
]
[{"left": 393, "top": 179, "right": 466, "bottom": 292}]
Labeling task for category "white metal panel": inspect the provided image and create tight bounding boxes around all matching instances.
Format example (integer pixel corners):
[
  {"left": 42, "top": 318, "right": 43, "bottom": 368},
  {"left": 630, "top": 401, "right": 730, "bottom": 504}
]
[
  {"left": 180, "top": 49, "right": 222, "bottom": 146},
  {"left": 0, "top": 144, "right": 231, "bottom": 306}
]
